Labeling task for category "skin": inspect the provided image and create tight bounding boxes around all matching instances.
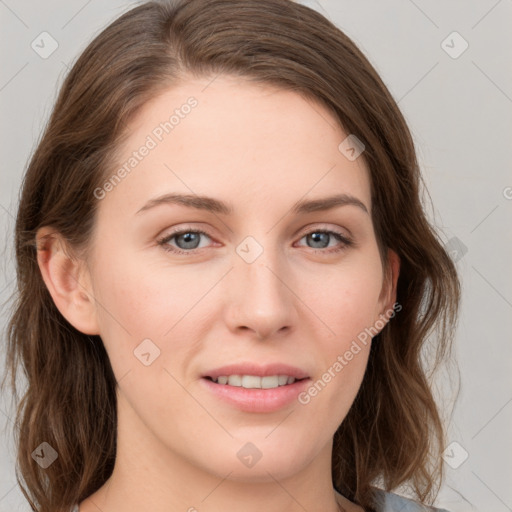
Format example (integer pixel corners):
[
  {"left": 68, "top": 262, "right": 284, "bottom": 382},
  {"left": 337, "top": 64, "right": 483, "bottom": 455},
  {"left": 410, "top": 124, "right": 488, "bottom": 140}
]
[{"left": 37, "top": 74, "right": 399, "bottom": 512}]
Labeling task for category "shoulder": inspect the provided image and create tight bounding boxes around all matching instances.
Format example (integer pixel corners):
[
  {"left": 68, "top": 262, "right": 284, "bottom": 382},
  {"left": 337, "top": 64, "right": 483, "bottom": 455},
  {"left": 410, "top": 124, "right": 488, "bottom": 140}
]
[{"left": 371, "top": 487, "right": 451, "bottom": 512}]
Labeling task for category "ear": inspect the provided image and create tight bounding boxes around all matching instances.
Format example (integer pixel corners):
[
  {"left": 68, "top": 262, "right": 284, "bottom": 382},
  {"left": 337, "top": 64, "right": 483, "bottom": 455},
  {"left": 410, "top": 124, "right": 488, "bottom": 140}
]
[
  {"left": 375, "top": 248, "right": 401, "bottom": 328},
  {"left": 36, "top": 226, "right": 100, "bottom": 335}
]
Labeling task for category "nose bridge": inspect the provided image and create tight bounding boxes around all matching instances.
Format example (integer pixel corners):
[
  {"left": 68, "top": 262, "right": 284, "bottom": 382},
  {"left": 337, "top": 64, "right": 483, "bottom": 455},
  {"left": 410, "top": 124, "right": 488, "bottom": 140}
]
[
  {"left": 225, "top": 234, "right": 296, "bottom": 338},
  {"left": 244, "top": 255, "right": 284, "bottom": 303}
]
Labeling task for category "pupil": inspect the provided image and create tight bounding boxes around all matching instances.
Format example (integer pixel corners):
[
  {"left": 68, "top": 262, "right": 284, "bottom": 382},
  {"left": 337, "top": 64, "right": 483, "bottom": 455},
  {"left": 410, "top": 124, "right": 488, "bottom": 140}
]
[
  {"left": 178, "top": 232, "right": 200, "bottom": 249},
  {"left": 309, "top": 232, "right": 329, "bottom": 248}
]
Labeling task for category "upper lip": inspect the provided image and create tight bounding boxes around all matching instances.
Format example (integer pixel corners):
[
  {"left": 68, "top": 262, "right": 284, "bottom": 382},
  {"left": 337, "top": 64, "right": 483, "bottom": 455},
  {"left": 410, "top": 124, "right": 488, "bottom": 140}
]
[{"left": 202, "top": 363, "right": 310, "bottom": 380}]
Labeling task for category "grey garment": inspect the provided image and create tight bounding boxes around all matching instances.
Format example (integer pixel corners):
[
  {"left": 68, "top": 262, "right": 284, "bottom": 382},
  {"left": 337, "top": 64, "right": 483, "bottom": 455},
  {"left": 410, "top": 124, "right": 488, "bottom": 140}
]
[
  {"left": 69, "top": 488, "right": 451, "bottom": 511},
  {"left": 372, "top": 488, "right": 451, "bottom": 512}
]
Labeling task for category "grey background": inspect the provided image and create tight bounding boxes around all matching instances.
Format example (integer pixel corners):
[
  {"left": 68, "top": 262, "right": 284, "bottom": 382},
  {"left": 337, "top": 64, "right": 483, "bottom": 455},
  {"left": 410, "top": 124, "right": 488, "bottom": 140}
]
[{"left": 1, "top": 1, "right": 511, "bottom": 511}]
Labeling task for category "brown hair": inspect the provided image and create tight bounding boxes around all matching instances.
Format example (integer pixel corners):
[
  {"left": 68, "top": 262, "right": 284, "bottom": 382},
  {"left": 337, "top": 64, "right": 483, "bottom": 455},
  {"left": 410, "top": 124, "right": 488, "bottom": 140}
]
[{"left": 2, "top": 1, "right": 461, "bottom": 511}]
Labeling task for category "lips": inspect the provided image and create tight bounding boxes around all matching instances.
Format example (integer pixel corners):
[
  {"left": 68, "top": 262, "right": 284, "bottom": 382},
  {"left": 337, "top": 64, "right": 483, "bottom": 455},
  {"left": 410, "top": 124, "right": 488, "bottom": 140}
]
[{"left": 200, "top": 363, "right": 311, "bottom": 412}]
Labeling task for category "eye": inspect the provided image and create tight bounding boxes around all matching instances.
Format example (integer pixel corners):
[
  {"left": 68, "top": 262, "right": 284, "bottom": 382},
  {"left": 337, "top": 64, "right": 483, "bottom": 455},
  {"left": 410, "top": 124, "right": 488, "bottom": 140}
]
[
  {"left": 157, "top": 228, "right": 213, "bottom": 255},
  {"left": 296, "top": 229, "right": 353, "bottom": 254}
]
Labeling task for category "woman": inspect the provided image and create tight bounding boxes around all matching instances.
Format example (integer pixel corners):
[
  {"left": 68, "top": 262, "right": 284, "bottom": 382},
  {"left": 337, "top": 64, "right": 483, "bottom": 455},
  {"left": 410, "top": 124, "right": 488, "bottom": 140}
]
[{"left": 3, "top": 0, "right": 460, "bottom": 511}]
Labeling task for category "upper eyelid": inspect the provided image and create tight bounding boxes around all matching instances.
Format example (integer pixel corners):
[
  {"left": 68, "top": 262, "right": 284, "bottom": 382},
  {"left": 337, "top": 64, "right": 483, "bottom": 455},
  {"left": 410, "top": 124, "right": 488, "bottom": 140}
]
[{"left": 160, "top": 223, "right": 350, "bottom": 239}]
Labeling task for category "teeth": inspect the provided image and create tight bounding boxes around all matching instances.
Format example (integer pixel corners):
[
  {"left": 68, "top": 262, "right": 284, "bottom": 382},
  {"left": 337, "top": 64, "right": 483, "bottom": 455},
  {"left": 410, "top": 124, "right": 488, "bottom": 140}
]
[
  {"left": 228, "top": 375, "right": 242, "bottom": 387},
  {"left": 261, "top": 376, "right": 279, "bottom": 389},
  {"left": 211, "top": 375, "right": 298, "bottom": 389}
]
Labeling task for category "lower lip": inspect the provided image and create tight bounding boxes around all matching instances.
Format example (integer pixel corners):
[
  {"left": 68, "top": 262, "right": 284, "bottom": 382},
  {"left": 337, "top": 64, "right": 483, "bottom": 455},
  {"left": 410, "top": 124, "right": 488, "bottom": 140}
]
[{"left": 200, "top": 377, "right": 310, "bottom": 413}]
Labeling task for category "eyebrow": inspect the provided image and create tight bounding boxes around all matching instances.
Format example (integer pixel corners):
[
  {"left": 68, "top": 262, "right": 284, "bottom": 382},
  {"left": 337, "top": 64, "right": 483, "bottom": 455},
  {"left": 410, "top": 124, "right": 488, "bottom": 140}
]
[{"left": 135, "top": 192, "right": 369, "bottom": 216}]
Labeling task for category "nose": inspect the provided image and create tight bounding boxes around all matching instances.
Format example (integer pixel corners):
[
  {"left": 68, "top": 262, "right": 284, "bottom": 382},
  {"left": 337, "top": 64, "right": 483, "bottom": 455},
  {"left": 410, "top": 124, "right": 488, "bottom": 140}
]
[{"left": 223, "top": 247, "right": 298, "bottom": 341}]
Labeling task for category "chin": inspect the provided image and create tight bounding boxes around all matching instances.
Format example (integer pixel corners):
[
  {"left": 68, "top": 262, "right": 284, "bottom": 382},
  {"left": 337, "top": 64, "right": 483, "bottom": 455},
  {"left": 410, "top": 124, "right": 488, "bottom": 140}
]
[
  {"left": 187, "top": 433, "right": 318, "bottom": 483},
  {"left": 218, "top": 455, "right": 308, "bottom": 483}
]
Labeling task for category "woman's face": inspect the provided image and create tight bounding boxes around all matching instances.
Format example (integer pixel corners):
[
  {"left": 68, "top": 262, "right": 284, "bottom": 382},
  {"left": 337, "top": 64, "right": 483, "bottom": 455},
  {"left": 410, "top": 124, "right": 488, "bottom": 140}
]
[{"left": 82, "top": 74, "right": 398, "bottom": 482}]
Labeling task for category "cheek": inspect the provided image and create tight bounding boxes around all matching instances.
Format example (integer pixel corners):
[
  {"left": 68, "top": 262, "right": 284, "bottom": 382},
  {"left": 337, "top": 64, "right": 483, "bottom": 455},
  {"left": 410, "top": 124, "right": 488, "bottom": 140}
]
[
  {"left": 89, "top": 246, "right": 211, "bottom": 382},
  {"left": 300, "top": 278, "right": 376, "bottom": 430},
  {"left": 297, "top": 256, "right": 382, "bottom": 405},
  {"left": 299, "top": 258, "right": 383, "bottom": 344},
  {"left": 92, "top": 246, "right": 212, "bottom": 336}
]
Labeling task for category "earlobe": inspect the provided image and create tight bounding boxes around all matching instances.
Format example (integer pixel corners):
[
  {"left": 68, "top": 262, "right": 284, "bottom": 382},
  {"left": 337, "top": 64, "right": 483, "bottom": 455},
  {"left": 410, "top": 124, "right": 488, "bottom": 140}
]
[{"left": 36, "top": 227, "right": 100, "bottom": 335}]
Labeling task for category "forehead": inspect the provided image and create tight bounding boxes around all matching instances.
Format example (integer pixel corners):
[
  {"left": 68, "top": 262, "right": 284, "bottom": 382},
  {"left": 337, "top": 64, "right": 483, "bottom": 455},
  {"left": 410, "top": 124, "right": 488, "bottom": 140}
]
[{"left": 97, "top": 74, "right": 371, "bottom": 219}]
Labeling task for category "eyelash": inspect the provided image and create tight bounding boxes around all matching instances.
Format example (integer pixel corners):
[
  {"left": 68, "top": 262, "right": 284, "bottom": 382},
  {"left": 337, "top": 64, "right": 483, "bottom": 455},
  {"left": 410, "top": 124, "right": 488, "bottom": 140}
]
[{"left": 156, "top": 227, "right": 354, "bottom": 256}]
